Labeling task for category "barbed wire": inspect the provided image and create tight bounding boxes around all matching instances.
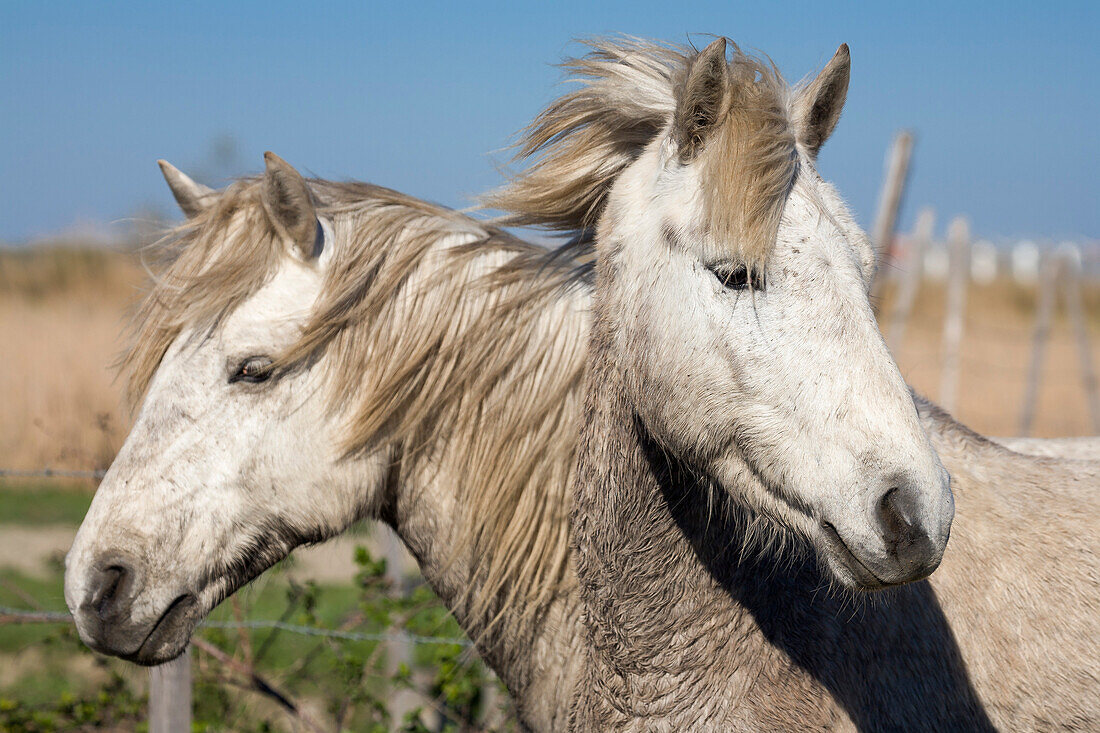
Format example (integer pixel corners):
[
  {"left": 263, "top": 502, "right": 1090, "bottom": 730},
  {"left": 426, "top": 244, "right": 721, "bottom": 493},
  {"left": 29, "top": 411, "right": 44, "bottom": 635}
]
[
  {"left": 0, "top": 608, "right": 71, "bottom": 623},
  {"left": 0, "top": 605, "right": 471, "bottom": 646}
]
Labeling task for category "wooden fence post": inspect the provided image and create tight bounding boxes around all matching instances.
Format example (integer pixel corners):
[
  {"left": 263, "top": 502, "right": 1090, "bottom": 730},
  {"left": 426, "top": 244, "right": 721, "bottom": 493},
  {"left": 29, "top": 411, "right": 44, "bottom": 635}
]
[
  {"left": 383, "top": 527, "right": 440, "bottom": 728},
  {"left": 938, "top": 217, "right": 970, "bottom": 413},
  {"left": 480, "top": 672, "right": 505, "bottom": 729},
  {"left": 887, "top": 207, "right": 935, "bottom": 354},
  {"left": 149, "top": 646, "right": 191, "bottom": 733},
  {"left": 870, "top": 131, "right": 915, "bottom": 298},
  {"left": 1058, "top": 246, "right": 1100, "bottom": 432},
  {"left": 1019, "top": 251, "right": 1062, "bottom": 436}
]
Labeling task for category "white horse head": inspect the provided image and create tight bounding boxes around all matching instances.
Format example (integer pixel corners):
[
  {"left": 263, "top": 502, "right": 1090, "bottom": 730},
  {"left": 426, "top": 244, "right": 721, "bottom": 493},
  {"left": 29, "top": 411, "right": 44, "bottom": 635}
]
[
  {"left": 491, "top": 38, "right": 954, "bottom": 590},
  {"left": 605, "top": 39, "right": 953, "bottom": 588},
  {"left": 64, "top": 154, "right": 393, "bottom": 664},
  {"left": 65, "top": 151, "right": 586, "bottom": 669}
]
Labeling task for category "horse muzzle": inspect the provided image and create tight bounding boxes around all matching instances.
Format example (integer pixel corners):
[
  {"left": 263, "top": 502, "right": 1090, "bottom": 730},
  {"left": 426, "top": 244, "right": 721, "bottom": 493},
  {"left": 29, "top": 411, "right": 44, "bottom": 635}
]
[{"left": 66, "top": 553, "right": 199, "bottom": 666}]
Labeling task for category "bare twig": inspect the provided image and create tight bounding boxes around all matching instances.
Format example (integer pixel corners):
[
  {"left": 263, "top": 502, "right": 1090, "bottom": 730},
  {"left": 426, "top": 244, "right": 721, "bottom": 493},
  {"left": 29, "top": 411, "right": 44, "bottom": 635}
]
[
  {"left": 191, "top": 637, "right": 327, "bottom": 733},
  {"left": 230, "top": 596, "right": 254, "bottom": 667},
  {"left": 0, "top": 577, "right": 45, "bottom": 611}
]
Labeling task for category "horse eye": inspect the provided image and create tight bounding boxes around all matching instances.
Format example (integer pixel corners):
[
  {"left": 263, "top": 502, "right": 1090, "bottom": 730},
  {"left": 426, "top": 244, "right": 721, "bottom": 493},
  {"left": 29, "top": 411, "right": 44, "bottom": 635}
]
[
  {"left": 708, "top": 264, "right": 765, "bottom": 291},
  {"left": 230, "top": 356, "right": 273, "bottom": 384}
]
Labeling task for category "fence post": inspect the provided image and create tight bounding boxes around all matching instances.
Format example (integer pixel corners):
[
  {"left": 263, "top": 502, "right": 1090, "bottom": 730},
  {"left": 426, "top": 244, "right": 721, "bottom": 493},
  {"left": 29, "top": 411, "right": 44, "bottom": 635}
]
[
  {"left": 383, "top": 527, "right": 439, "bottom": 728},
  {"left": 1019, "top": 251, "right": 1062, "bottom": 436},
  {"left": 149, "top": 646, "right": 191, "bottom": 733},
  {"left": 870, "top": 131, "right": 915, "bottom": 297},
  {"left": 1058, "top": 245, "right": 1100, "bottom": 433},
  {"left": 480, "top": 672, "right": 505, "bottom": 729},
  {"left": 939, "top": 217, "right": 970, "bottom": 413},
  {"left": 887, "top": 207, "right": 935, "bottom": 354}
]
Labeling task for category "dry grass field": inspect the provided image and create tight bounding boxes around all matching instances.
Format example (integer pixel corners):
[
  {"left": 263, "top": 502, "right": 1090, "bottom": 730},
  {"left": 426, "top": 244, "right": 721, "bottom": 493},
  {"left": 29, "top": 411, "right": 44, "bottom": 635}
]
[
  {"left": 0, "top": 248, "right": 144, "bottom": 473},
  {"left": 880, "top": 278, "right": 1100, "bottom": 438},
  {"left": 1, "top": 246, "right": 1097, "bottom": 476}
]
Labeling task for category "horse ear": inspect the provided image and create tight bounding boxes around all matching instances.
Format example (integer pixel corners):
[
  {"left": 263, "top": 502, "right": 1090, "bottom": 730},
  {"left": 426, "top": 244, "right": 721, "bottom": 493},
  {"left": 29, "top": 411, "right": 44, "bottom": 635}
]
[
  {"left": 158, "top": 160, "right": 215, "bottom": 218},
  {"left": 261, "top": 151, "right": 321, "bottom": 260},
  {"left": 793, "top": 44, "right": 850, "bottom": 157},
  {"left": 673, "top": 37, "right": 730, "bottom": 163}
]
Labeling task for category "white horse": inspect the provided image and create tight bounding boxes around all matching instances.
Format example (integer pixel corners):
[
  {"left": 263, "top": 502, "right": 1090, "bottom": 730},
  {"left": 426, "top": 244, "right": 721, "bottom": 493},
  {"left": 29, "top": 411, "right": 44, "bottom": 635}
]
[
  {"left": 65, "top": 153, "right": 590, "bottom": 728},
  {"left": 534, "top": 38, "right": 1098, "bottom": 730}
]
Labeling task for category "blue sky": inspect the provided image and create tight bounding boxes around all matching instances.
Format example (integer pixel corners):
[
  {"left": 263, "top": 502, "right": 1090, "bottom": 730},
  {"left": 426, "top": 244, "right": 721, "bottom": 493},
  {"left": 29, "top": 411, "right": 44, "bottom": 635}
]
[{"left": 1, "top": 1, "right": 1097, "bottom": 243}]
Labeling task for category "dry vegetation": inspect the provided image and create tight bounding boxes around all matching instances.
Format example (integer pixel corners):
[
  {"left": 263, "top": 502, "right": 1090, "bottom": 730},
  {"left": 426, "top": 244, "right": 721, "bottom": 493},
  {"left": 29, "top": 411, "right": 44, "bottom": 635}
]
[
  {"left": 0, "top": 247, "right": 143, "bottom": 473},
  {"left": 879, "top": 277, "right": 1100, "bottom": 438},
  {"left": 0, "top": 247, "right": 1097, "bottom": 476}
]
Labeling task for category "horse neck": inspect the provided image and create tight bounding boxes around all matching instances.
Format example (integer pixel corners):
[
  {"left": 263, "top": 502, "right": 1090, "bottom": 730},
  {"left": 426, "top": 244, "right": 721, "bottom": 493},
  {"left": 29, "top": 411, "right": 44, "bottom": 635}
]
[
  {"left": 568, "top": 272, "right": 840, "bottom": 727},
  {"left": 387, "top": 462, "right": 583, "bottom": 729},
  {"left": 570, "top": 327, "right": 750, "bottom": 645},
  {"left": 378, "top": 251, "right": 589, "bottom": 730}
]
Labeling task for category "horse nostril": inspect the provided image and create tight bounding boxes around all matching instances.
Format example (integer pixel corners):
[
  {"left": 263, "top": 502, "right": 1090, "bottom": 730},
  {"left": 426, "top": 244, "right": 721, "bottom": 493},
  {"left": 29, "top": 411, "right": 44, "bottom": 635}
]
[
  {"left": 877, "top": 484, "right": 936, "bottom": 575},
  {"left": 88, "top": 562, "right": 134, "bottom": 622},
  {"left": 878, "top": 488, "right": 914, "bottom": 540}
]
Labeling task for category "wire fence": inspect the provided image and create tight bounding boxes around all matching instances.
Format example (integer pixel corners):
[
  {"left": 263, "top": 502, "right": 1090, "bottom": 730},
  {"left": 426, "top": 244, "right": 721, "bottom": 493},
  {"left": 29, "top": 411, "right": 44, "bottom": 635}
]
[
  {"left": 875, "top": 221, "right": 1100, "bottom": 438},
  {"left": 0, "top": 606, "right": 471, "bottom": 647}
]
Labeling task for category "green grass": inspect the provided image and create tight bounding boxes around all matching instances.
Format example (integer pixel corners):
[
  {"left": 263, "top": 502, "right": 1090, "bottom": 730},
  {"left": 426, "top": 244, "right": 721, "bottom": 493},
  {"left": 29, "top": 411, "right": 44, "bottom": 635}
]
[
  {"left": 0, "top": 480, "right": 93, "bottom": 526},
  {"left": 0, "top": 569, "right": 69, "bottom": 652}
]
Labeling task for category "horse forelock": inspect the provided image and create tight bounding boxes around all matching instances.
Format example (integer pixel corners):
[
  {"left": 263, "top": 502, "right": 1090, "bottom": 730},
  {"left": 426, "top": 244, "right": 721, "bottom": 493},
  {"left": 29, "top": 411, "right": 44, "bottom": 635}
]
[
  {"left": 696, "top": 52, "right": 797, "bottom": 269},
  {"left": 484, "top": 36, "right": 798, "bottom": 268},
  {"left": 121, "top": 179, "right": 284, "bottom": 407},
  {"left": 121, "top": 177, "right": 586, "bottom": 640}
]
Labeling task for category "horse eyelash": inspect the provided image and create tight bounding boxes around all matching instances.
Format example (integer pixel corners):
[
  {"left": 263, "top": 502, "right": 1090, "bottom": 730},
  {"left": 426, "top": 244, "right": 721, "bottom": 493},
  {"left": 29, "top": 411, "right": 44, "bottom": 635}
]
[{"left": 708, "top": 264, "right": 765, "bottom": 291}]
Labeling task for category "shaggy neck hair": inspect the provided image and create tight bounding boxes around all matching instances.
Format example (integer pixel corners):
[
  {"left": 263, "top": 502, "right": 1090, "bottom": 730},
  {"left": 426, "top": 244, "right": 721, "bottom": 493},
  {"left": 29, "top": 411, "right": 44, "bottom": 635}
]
[
  {"left": 122, "top": 178, "right": 589, "bottom": 639},
  {"left": 484, "top": 37, "right": 797, "bottom": 267}
]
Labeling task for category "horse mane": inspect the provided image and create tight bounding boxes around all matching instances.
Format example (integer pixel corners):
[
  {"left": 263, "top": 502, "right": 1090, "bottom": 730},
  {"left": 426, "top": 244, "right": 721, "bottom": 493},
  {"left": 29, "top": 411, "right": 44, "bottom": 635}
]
[
  {"left": 122, "top": 178, "right": 589, "bottom": 638},
  {"left": 482, "top": 37, "right": 681, "bottom": 235},
  {"left": 483, "top": 36, "right": 797, "bottom": 267},
  {"left": 121, "top": 35, "right": 800, "bottom": 638}
]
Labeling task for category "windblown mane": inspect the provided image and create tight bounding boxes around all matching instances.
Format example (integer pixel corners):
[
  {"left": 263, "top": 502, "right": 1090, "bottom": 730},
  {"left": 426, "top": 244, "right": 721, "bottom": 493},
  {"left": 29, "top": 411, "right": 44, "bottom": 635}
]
[
  {"left": 121, "top": 36, "right": 800, "bottom": 638},
  {"left": 122, "top": 179, "right": 589, "bottom": 637},
  {"left": 484, "top": 37, "right": 797, "bottom": 266},
  {"left": 483, "top": 38, "right": 681, "bottom": 234}
]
